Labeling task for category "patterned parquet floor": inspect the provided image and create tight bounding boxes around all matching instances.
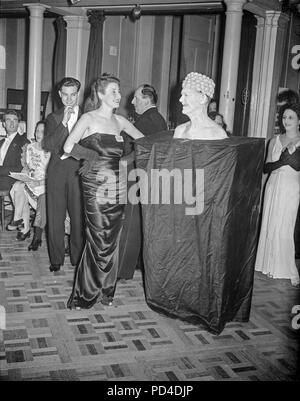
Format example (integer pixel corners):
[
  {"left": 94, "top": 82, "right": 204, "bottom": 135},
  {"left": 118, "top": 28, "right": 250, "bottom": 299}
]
[{"left": 0, "top": 226, "right": 299, "bottom": 382}]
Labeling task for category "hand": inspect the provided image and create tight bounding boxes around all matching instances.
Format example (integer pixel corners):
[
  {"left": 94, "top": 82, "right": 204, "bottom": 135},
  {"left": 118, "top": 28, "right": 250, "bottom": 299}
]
[
  {"left": 282, "top": 142, "right": 299, "bottom": 155},
  {"left": 27, "top": 179, "right": 40, "bottom": 188}
]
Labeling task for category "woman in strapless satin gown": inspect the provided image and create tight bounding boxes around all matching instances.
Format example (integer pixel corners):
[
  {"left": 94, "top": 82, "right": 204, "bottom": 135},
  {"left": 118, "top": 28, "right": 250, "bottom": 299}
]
[{"left": 63, "top": 73, "right": 144, "bottom": 309}]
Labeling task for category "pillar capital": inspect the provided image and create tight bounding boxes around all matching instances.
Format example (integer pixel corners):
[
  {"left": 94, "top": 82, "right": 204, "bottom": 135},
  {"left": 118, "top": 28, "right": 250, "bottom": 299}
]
[
  {"left": 265, "top": 10, "right": 290, "bottom": 29},
  {"left": 64, "top": 15, "right": 89, "bottom": 30},
  {"left": 23, "top": 3, "right": 49, "bottom": 17},
  {"left": 224, "top": 0, "right": 247, "bottom": 13},
  {"left": 64, "top": 15, "right": 90, "bottom": 102}
]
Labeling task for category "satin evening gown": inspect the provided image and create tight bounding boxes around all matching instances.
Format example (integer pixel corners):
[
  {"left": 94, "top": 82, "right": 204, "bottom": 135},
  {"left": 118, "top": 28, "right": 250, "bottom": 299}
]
[{"left": 68, "top": 133, "right": 126, "bottom": 309}]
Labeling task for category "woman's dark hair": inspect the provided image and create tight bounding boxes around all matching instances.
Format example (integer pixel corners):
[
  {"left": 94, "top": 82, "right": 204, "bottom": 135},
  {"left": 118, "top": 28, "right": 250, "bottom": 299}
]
[
  {"left": 84, "top": 73, "right": 120, "bottom": 113},
  {"left": 208, "top": 111, "right": 226, "bottom": 129},
  {"left": 35, "top": 120, "right": 46, "bottom": 128},
  {"left": 278, "top": 102, "right": 300, "bottom": 134},
  {"left": 277, "top": 89, "right": 299, "bottom": 105}
]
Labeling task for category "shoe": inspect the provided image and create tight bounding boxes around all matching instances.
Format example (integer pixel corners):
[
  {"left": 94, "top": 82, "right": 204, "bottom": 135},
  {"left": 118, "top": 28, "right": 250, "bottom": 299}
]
[
  {"left": 7, "top": 219, "right": 23, "bottom": 231},
  {"left": 28, "top": 227, "right": 43, "bottom": 251},
  {"left": 16, "top": 230, "right": 30, "bottom": 241},
  {"left": 101, "top": 296, "right": 113, "bottom": 306},
  {"left": 28, "top": 239, "right": 42, "bottom": 251},
  {"left": 49, "top": 264, "right": 61, "bottom": 272}
]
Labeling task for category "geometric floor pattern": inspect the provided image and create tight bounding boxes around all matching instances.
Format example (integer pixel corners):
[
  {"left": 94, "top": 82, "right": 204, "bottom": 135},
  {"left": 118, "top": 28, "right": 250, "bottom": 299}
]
[{"left": 0, "top": 229, "right": 299, "bottom": 381}]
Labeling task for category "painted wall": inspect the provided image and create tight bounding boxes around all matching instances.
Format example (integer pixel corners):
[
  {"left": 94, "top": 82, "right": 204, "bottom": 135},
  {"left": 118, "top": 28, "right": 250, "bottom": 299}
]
[{"left": 102, "top": 15, "right": 157, "bottom": 118}]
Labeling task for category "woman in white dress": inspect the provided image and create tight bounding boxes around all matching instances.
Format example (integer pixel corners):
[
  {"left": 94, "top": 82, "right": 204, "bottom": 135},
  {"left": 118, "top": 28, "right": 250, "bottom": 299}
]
[{"left": 255, "top": 102, "right": 300, "bottom": 287}]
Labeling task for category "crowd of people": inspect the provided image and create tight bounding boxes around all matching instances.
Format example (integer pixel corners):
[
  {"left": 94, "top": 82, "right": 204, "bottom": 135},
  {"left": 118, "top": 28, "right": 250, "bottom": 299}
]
[{"left": 0, "top": 72, "right": 299, "bottom": 309}]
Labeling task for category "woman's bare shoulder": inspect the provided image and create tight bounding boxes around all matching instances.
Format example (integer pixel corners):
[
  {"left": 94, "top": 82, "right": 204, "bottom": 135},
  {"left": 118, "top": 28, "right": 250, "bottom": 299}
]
[{"left": 114, "top": 114, "right": 127, "bottom": 124}]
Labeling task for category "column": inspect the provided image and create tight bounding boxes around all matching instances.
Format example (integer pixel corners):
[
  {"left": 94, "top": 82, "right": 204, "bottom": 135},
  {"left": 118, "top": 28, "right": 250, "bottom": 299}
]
[
  {"left": 211, "top": 15, "right": 221, "bottom": 83},
  {"left": 219, "top": 0, "right": 246, "bottom": 133},
  {"left": 158, "top": 16, "right": 173, "bottom": 120},
  {"left": 0, "top": 19, "right": 6, "bottom": 107},
  {"left": 64, "top": 15, "right": 90, "bottom": 105},
  {"left": 248, "top": 11, "right": 289, "bottom": 138},
  {"left": 248, "top": 16, "right": 264, "bottom": 138},
  {"left": 25, "top": 4, "right": 47, "bottom": 138}
]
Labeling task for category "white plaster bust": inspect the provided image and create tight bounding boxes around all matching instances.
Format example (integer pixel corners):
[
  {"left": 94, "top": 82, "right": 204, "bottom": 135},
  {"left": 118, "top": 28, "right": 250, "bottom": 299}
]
[{"left": 173, "top": 72, "right": 228, "bottom": 140}]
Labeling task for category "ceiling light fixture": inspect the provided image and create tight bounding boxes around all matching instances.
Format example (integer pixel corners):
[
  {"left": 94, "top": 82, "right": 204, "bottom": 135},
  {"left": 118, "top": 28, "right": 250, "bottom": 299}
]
[{"left": 131, "top": 4, "right": 142, "bottom": 21}]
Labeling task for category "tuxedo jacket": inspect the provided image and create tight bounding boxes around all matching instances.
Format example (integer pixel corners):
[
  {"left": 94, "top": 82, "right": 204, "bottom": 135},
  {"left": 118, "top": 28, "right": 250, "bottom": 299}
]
[
  {"left": 134, "top": 107, "right": 167, "bottom": 136},
  {"left": 43, "top": 107, "right": 82, "bottom": 172},
  {"left": 123, "top": 107, "right": 167, "bottom": 155},
  {"left": 0, "top": 133, "right": 29, "bottom": 190}
]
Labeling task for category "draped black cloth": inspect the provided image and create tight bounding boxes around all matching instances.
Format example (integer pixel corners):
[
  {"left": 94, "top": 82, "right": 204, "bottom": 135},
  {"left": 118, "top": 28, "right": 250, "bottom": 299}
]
[
  {"left": 84, "top": 11, "right": 106, "bottom": 98},
  {"left": 135, "top": 131, "right": 265, "bottom": 334},
  {"left": 52, "top": 17, "right": 66, "bottom": 110}
]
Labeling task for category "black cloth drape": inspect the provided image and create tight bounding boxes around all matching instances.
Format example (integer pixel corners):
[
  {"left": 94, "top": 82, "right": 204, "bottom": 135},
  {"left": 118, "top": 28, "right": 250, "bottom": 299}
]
[
  {"left": 52, "top": 17, "right": 66, "bottom": 110},
  {"left": 84, "top": 11, "right": 106, "bottom": 98},
  {"left": 135, "top": 132, "right": 265, "bottom": 334}
]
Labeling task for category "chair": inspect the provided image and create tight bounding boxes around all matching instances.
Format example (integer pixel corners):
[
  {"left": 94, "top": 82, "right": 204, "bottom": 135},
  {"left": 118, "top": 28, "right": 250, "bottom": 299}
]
[
  {"left": 0, "top": 189, "right": 12, "bottom": 230},
  {"left": 6, "top": 89, "right": 49, "bottom": 121}
]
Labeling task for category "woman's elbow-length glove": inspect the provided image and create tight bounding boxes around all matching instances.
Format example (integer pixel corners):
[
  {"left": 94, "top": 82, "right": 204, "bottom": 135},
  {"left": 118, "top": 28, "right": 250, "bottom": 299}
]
[
  {"left": 263, "top": 153, "right": 286, "bottom": 174},
  {"left": 280, "top": 147, "right": 300, "bottom": 171},
  {"left": 68, "top": 143, "right": 100, "bottom": 161},
  {"left": 264, "top": 147, "right": 300, "bottom": 174}
]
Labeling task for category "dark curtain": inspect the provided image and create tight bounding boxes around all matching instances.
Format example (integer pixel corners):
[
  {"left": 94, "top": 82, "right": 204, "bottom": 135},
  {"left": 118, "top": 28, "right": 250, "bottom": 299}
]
[
  {"left": 52, "top": 17, "right": 67, "bottom": 110},
  {"left": 84, "top": 11, "right": 106, "bottom": 101}
]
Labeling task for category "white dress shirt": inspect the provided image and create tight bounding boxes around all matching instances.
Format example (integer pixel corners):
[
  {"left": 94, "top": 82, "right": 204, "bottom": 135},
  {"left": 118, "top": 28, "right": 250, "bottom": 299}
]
[
  {"left": 67, "top": 105, "right": 79, "bottom": 133},
  {"left": 0, "top": 132, "right": 18, "bottom": 166}
]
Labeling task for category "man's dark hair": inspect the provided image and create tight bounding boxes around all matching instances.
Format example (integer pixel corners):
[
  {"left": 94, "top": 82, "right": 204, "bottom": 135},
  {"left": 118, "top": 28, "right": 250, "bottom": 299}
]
[
  {"left": 58, "top": 77, "right": 81, "bottom": 92},
  {"left": 3, "top": 109, "right": 21, "bottom": 121},
  {"left": 140, "top": 84, "right": 158, "bottom": 105},
  {"left": 277, "top": 89, "right": 299, "bottom": 105}
]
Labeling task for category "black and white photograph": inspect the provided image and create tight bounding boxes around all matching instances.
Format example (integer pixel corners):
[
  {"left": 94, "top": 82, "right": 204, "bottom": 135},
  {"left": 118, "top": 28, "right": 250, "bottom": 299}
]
[{"left": 0, "top": 0, "right": 299, "bottom": 386}]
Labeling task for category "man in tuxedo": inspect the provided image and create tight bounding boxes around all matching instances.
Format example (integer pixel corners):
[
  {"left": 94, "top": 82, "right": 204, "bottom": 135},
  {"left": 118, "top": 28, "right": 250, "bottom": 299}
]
[
  {"left": 43, "top": 77, "right": 84, "bottom": 272},
  {"left": 0, "top": 110, "right": 29, "bottom": 228},
  {"left": 118, "top": 84, "right": 167, "bottom": 280},
  {"left": 132, "top": 84, "right": 167, "bottom": 135}
]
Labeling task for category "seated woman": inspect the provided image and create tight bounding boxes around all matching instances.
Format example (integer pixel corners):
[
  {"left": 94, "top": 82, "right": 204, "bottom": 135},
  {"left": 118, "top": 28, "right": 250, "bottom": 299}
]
[
  {"left": 8, "top": 121, "right": 50, "bottom": 250},
  {"left": 173, "top": 72, "right": 227, "bottom": 140}
]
